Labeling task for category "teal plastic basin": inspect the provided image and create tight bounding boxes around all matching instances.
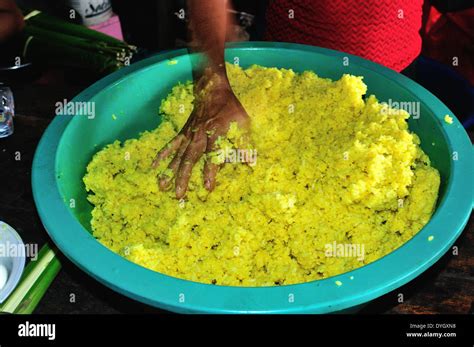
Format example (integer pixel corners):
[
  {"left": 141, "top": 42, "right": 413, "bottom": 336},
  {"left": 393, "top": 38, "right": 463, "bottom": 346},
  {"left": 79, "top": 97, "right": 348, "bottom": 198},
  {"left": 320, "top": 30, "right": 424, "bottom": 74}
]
[{"left": 32, "top": 42, "right": 473, "bottom": 313}]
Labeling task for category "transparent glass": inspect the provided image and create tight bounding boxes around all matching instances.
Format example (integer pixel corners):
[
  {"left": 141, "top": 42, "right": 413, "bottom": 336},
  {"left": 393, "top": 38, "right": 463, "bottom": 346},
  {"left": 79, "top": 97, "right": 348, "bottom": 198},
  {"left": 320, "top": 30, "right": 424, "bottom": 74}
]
[{"left": 0, "top": 86, "right": 14, "bottom": 138}]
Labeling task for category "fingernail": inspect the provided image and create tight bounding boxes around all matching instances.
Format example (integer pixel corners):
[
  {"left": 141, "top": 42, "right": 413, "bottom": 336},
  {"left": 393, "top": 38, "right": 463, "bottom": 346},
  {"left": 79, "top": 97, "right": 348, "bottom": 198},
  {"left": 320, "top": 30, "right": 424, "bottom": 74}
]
[
  {"left": 158, "top": 176, "right": 171, "bottom": 191},
  {"left": 176, "top": 186, "right": 185, "bottom": 199},
  {"left": 159, "top": 181, "right": 170, "bottom": 191},
  {"left": 206, "top": 178, "right": 216, "bottom": 191}
]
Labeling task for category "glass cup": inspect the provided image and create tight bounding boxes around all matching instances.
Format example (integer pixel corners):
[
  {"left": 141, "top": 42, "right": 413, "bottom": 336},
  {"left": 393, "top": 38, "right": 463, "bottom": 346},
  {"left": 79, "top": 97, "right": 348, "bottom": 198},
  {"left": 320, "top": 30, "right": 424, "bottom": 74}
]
[{"left": 0, "top": 86, "right": 15, "bottom": 138}]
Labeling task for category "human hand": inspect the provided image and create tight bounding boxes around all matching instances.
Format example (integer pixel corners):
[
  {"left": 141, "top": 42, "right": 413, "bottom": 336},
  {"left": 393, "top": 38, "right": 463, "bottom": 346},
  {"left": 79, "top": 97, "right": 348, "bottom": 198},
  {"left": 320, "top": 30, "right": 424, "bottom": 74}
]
[{"left": 153, "top": 68, "right": 249, "bottom": 199}]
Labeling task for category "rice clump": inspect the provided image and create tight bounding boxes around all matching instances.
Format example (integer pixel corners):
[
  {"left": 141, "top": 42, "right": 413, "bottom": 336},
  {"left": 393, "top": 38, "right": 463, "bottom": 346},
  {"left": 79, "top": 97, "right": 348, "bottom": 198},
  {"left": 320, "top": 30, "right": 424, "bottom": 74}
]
[{"left": 83, "top": 64, "right": 440, "bottom": 286}]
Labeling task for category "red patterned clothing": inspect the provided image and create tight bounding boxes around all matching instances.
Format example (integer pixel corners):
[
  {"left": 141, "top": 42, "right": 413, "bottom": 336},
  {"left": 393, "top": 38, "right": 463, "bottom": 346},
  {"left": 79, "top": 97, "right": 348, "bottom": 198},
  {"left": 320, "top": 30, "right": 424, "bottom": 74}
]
[{"left": 265, "top": 0, "right": 423, "bottom": 72}]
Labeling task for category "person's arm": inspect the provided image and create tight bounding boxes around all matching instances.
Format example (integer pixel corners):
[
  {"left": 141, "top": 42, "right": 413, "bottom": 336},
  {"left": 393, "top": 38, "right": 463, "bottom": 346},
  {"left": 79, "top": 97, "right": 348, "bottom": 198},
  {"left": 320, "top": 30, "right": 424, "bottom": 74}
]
[
  {"left": 0, "top": 0, "right": 24, "bottom": 43},
  {"left": 188, "top": 0, "right": 229, "bottom": 73},
  {"left": 153, "top": 0, "right": 249, "bottom": 199}
]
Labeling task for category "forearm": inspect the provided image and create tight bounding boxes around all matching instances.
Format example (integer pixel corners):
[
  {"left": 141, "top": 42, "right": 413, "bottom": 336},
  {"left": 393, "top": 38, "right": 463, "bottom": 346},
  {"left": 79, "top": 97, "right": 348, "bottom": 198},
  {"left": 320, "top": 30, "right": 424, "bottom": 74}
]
[
  {"left": 187, "top": 0, "right": 233, "bottom": 75},
  {"left": 156, "top": 1, "right": 249, "bottom": 198}
]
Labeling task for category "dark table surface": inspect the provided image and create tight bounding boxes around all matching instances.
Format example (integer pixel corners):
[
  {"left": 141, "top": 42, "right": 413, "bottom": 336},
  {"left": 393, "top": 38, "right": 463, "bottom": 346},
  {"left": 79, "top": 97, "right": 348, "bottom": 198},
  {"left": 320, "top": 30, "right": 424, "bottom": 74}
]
[{"left": 1, "top": 68, "right": 472, "bottom": 314}]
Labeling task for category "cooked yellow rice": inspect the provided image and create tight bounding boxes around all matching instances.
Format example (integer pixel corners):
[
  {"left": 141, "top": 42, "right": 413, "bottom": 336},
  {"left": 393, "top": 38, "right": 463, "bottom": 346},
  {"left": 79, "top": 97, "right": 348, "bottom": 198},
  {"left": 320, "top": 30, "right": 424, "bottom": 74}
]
[{"left": 83, "top": 64, "right": 440, "bottom": 286}]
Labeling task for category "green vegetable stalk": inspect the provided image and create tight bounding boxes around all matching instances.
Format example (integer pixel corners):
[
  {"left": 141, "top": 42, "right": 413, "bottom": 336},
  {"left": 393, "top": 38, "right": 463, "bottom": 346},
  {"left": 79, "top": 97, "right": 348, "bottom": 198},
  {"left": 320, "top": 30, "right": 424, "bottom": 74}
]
[
  {"left": 20, "top": 9, "right": 137, "bottom": 73},
  {"left": 0, "top": 243, "right": 61, "bottom": 314}
]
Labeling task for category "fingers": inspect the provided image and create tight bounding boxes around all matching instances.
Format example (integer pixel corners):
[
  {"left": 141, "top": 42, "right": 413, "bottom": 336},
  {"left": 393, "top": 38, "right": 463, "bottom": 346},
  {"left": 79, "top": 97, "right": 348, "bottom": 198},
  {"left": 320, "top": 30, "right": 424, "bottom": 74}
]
[
  {"left": 152, "top": 134, "right": 184, "bottom": 168},
  {"left": 158, "top": 137, "right": 190, "bottom": 191},
  {"left": 203, "top": 132, "right": 220, "bottom": 191},
  {"left": 175, "top": 134, "right": 207, "bottom": 199},
  {"left": 203, "top": 160, "right": 219, "bottom": 191}
]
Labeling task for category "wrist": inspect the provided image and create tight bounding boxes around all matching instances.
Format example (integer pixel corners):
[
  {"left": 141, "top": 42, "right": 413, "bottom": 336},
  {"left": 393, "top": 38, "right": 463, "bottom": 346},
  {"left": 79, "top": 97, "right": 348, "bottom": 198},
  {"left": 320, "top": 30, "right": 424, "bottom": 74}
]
[{"left": 196, "top": 66, "right": 231, "bottom": 95}]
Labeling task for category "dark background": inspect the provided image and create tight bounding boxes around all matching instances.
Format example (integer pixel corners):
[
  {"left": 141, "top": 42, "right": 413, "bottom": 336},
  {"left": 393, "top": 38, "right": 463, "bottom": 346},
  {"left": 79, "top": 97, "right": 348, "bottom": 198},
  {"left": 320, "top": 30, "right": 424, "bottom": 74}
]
[{"left": 0, "top": 0, "right": 472, "bottom": 313}]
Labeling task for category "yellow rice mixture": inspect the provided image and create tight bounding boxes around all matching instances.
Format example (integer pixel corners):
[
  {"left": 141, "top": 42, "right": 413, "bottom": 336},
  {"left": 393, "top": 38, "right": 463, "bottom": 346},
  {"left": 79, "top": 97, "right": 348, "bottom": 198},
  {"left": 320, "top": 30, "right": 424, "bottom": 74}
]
[{"left": 83, "top": 64, "right": 440, "bottom": 286}]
